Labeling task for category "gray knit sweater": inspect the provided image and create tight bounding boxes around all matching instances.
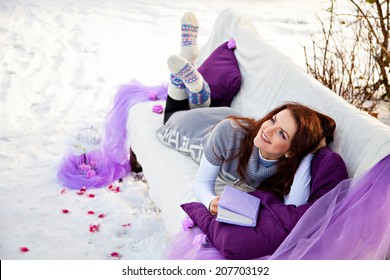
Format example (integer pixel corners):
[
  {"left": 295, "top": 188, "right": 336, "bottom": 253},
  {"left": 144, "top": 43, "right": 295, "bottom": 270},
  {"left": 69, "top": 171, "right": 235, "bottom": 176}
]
[
  {"left": 156, "top": 107, "right": 277, "bottom": 190},
  {"left": 202, "top": 118, "right": 277, "bottom": 190}
]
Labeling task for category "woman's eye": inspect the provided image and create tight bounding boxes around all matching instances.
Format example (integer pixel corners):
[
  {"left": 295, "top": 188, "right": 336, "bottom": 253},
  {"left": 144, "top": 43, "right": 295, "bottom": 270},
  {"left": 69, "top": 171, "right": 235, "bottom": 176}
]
[
  {"left": 279, "top": 131, "right": 286, "bottom": 139},
  {"left": 271, "top": 117, "right": 276, "bottom": 124}
]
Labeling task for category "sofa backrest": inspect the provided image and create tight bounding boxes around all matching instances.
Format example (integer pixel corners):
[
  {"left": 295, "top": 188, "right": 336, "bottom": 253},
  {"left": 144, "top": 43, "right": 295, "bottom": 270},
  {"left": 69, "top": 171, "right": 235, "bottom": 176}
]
[{"left": 196, "top": 8, "right": 390, "bottom": 177}]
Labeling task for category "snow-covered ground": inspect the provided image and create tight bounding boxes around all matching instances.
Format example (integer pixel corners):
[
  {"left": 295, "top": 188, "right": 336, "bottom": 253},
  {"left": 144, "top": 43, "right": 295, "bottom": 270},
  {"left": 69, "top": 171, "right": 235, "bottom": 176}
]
[{"left": 1, "top": 0, "right": 389, "bottom": 263}]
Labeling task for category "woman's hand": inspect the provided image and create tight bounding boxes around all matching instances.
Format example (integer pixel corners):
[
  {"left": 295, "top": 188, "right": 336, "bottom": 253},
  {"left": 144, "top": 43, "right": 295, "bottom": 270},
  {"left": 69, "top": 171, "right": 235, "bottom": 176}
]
[{"left": 208, "top": 196, "right": 220, "bottom": 215}]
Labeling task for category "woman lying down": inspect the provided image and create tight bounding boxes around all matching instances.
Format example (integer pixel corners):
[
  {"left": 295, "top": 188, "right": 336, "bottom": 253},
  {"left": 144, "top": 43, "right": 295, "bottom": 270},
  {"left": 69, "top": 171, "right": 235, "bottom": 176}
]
[{"left": 155, "top": 12, "right": 349, "bottom": 260}]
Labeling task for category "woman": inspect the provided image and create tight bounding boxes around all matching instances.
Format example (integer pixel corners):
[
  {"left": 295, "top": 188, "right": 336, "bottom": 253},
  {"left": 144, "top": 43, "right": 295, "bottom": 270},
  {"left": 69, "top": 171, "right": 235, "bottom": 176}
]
[
  {"left": 159, "top": 12, "right": 348, "bottom": 260},
  {"left": 162, "top": 12, "right": 336, "bottom": 210},
  {"left": 197, "top": 103, "right": 334, "bottom": 214},
  {"left": 159, "top": 102, "right": 335, "bottom": 209},
  {"left": 159, "top": 103, "right": 348, "bottom": 260}
]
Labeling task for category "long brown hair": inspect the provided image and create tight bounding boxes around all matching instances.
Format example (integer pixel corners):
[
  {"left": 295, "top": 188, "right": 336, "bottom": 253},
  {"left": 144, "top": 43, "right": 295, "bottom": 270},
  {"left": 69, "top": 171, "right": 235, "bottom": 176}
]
[{"left": 227, "top": 102, "right": 336, "bottom": 199}]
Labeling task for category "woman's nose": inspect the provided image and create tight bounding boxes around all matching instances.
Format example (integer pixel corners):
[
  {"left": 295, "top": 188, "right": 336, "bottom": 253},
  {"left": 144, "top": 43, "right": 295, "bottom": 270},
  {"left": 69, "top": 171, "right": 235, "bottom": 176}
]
[{"left": 265, "top": 126, "right": 275, "bottom": 135}]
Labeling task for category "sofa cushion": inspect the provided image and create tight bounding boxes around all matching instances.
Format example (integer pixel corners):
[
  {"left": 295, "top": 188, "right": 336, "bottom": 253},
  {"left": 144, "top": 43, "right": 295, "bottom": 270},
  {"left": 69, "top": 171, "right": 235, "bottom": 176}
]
[{"left": 197, "top": 40, "right": 242, "bottom": 107}]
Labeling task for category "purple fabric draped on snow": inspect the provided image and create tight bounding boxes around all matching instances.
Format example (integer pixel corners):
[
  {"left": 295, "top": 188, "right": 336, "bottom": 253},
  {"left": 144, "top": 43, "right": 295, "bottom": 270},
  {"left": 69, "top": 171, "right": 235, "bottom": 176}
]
[
  {"left": 57, "top": 81, "right": 168, "bottom": 189},
  {"left": 166, "top": 155, "right": 390, "bottom": 260}
]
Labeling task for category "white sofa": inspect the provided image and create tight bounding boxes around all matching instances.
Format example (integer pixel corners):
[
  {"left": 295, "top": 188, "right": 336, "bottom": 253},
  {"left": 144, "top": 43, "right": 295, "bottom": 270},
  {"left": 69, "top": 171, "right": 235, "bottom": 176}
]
[{"left": 127, "top": 8, "right": 390, "bottom": 236}]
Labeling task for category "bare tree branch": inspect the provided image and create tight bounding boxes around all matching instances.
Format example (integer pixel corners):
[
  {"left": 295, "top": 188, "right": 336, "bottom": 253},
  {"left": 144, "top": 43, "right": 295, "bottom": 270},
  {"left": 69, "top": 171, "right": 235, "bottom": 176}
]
[{"left": 304, "top": 0, "right": 389, "bottom": 112}]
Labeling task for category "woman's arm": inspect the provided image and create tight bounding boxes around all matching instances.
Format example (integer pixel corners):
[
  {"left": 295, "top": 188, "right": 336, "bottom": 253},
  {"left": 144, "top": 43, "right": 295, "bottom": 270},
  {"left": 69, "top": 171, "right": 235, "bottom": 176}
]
[
  {"left": 196, "top": 118, "right": 240, "bottom": 213},
  {"left": 284, "top": 138, "right": 327, "bottom": 206},
  {"left": 193, "top": 155, "right": 221, "bottom": 209},
  {"left": 284, "top": 153, "right": 313, "bottom": 206}
]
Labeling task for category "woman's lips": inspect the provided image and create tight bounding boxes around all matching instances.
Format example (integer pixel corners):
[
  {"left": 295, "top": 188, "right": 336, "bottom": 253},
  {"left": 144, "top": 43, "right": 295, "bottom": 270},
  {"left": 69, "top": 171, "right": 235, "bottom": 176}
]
[{"left": 260, "top": 131, "right": 271, "bottom": 144}]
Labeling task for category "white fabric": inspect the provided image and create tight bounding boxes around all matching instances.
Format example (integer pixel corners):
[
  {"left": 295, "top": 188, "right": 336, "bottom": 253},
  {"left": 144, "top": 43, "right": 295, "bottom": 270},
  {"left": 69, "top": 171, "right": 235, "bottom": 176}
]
[
  {"left": 127, "top": 8, "right": 390, "bottom": 235},
  {"left": 127, "top": 100, "right": 200, "bottom": 233},
  {"left": 284, "top": 154, "right": 313, "bottom": 206}
]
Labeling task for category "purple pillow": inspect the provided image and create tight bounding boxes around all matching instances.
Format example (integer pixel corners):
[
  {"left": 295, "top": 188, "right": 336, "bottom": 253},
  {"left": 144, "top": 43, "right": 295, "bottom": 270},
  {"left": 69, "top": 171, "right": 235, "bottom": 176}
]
[
  {"left": 181, "top": 147, "right": 348, "bottom": 260},
  {"left": 197, "top": 40, "right": 241, "bottom": 107},
  {"left": 181, "top": 192, "right": 289, "bottom": 260}
]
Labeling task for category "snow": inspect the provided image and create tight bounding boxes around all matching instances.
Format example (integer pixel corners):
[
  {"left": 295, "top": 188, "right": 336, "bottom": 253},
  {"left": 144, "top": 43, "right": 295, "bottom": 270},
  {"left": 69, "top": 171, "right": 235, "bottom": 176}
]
[{"left": 1, "top": 0, "right": 389, "bottom": 262}]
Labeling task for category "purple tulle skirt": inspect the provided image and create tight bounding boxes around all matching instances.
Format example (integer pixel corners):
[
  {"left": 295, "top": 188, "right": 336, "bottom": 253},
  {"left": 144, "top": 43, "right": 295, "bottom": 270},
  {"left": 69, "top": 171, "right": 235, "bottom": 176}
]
[
  {"left": 165, "top": 155, "right": 390, "bottom": 260},
  {"left": 57, "top": 81, "right": 168, "bottom": 189}
]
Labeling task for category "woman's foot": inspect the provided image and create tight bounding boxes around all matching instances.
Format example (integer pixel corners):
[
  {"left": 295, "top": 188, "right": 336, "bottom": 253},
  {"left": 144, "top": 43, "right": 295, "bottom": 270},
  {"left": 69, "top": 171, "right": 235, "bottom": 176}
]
[
  {"left": 167, "top": 54, "right": 210, "bottom": 107},
  {"left": 180, "top": 12, "right": 199, "bottom": 64}
]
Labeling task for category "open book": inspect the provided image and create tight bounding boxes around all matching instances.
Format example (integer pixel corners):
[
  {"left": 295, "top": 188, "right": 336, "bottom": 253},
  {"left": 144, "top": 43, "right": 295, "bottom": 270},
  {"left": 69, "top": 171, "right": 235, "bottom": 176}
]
[{"left": 216, "top": 185, "right": 261, "bottom": 227}]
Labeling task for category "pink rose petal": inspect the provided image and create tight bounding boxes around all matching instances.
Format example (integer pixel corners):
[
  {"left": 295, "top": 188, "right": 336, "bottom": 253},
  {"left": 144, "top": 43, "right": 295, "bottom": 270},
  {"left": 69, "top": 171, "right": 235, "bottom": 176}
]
[
  {"left": 152, "top": 105, "right": 164, "bottom": 114},
  {"left": 122, "top": 223, "right": 132, "bottom": 228},
  {"left": 88, "top": 194, "right": 95, "bottom": 198},
  {"left": 192, "top": 233, "right": 208, "bottom": 246},
  {"left": 89, "top": 224, "right": 100, "bottom": 232},
  {"left": 98, "top": 214, "right": 105, "bottom": 218},
  {"left": 111, "top": 252, "right": 121, "bottom": 259},
  {"left": 62, "top": 209, "right": 70, "bottom": 214},
  {"left": 86, "top": 169, "right": 96, "bottom": 178},
  {"left": 76, "top": 187, "right": 87, "bottom": 195},
  {"left": 20, "top": 247, "right": 29, "bottom": 253},
  {"left": 78, "top": 163, "right": 91, "bottom": 172},
  {"left": 60, "top": 188, "right": 67, "bottom": 194},
  {"left": 88, "top": 211, "right": 95, "bottom": 215},
  {"left": 148, "top": 91, "right": 158, "bottom": 100},
  {"left": 108, "top": 185, "right": 120, "bottom": 193},
  {"left": 227, "top": 39, "right": 236, "bottom": 49},
  {"left": 181, "top": 217, "right": 195, "bottom": 231}
]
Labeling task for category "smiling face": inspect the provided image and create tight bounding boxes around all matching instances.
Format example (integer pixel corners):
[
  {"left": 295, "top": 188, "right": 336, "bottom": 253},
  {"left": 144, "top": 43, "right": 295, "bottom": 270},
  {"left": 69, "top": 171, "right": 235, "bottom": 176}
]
[{"left": 253, "top": 109, "right": 297, "bottom": 160}]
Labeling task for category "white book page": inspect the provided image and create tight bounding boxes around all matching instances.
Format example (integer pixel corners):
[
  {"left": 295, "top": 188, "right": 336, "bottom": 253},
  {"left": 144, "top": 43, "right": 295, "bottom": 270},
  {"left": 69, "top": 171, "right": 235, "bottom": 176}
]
[{"left": 217, "top": 207, "right": 253, "bottom": 225}]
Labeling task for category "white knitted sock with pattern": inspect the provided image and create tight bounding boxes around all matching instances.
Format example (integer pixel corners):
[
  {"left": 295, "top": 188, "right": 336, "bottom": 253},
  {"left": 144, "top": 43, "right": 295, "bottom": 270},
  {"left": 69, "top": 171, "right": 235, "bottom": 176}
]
[
  {"left": 179, "top": 12, "right": 199, "bottom": 64},
  {"left": 167, "top": 54, "right": 210, "bottom": 107}
]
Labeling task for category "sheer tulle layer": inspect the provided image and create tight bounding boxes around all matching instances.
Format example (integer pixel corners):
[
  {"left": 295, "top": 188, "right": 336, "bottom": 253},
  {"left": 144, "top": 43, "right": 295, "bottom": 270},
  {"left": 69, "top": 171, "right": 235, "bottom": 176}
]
[
  {"left": 166, "top": 155, "right": 390, "bottom": 260},
  {"left": 164, "top": 227, "right": 225, "bottom": 260},
  {"left": 57, "top": 81, "right": 168, "bottom": 189}
]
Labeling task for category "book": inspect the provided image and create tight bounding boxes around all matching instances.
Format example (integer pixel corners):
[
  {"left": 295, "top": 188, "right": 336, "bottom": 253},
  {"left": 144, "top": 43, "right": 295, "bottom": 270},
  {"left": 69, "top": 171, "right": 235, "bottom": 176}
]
[{"left": 216, "top": 185, "right": 261, "bottom": 227}]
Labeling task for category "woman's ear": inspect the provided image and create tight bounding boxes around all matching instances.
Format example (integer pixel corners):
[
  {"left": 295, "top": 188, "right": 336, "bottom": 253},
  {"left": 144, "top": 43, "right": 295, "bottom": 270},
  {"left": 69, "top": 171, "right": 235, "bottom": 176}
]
[{"left": 285, "top": 152, "right": 293, "bottom": 158}]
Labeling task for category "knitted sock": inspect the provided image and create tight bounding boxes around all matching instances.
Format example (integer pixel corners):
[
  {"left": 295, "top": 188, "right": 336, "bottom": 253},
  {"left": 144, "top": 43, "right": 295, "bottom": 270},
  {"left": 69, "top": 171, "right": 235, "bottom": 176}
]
[
  {"left": 179, "top": 12, "right": 199, "bottom": 64},
  {"left": 166, "top": 12, "right": 199, "bottom": 101},
  {"left": 167, "top": 73, "right": 187, "bottom": 101},
  {"left": 167, "top": 54, "right": 210, "bottom": 107}
]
